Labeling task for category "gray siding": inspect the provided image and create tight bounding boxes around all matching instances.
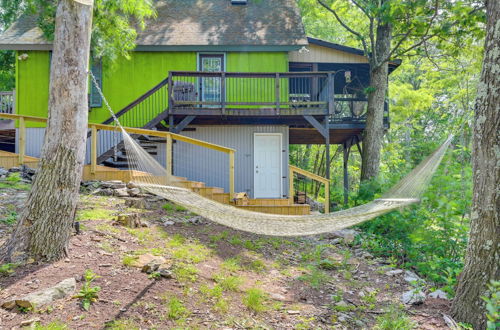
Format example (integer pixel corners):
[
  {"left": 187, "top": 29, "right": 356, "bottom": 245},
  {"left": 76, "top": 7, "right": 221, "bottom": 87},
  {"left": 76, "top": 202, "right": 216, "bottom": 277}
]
[{"left": 173, "top": 126, "right": 289, "bottom": 198}]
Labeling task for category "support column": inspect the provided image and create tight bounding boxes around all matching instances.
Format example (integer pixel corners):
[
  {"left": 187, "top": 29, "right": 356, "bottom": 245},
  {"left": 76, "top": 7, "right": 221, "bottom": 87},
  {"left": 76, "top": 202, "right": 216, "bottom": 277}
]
[
  {"left": 325, "top": 116, "right": 330, "bottom": 212},
  {"left": 343, "top": 142, "right": 350, "bottom": 205}
]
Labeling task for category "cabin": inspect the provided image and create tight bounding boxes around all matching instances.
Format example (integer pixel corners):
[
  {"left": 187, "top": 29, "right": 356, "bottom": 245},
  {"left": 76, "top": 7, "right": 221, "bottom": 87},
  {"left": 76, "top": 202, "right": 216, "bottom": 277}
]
[{"left": 0, "top": 0, "right": 399, "bottom": 215}]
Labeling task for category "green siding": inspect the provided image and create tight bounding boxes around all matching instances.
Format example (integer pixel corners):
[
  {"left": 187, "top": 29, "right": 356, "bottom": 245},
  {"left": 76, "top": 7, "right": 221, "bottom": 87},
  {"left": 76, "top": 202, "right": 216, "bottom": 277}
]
[
  {"left": 16, "top": 51, "right": 288, "bottom": 127},
  {"left": 16, "top": 51, "right": 50, "bottom": 127}
]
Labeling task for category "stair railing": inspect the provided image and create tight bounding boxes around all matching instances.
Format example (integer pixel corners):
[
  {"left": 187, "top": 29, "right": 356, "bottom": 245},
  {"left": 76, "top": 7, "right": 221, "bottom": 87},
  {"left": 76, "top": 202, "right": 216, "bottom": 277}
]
[
  {"left": 0, "top": 113, "right": 236, "bottom": 199},
  {"left": 289, "top": 165, "right": 330, "bottom": 213}
]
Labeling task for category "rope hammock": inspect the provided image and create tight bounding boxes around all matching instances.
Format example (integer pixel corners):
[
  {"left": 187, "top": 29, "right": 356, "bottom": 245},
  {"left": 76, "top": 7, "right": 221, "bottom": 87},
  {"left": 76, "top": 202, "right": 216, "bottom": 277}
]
[{"left": 89, "top": 72, "right": 453, "bottom": 237}]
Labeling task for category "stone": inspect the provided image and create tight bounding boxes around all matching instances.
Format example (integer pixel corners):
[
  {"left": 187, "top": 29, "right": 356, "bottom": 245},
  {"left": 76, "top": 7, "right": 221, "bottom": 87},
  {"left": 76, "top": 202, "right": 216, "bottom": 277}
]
[
  {"left": 142, "top": 262, "right": 160, "bottom": 274},
  {"left": 403, "top": 270, "right": 423, "bottom": 283},
  {"left": 127, "top": 188, "right": 141, "bottom": 197},
  {"left": 20, "top": 318, "right": 41, "bottom": 327},
  {"left": 0, "top": 168, "right": 8, "bottom": 176},
  {"left": 131, "top": 254, "right": 167, "bottom": 268},
  {"left": 4, "top": 278, "right": 77, "bottom": 309},
  {"left": 163, "top": 220, "right": 175, "bottom": 226},
  {"left": 114, "top": 188, "right": 129, "bottom": 198},
  {"left": 188, "top": 216, "right": 204, "bottom": 225},
  {"left": 428, "top": 289, "right": 448, "bottom": 300},
  {"left": 269, "top": 293, "right": 289, "bottom": 302},
  {"left": 102, "top": 181, "right": 126, "bottom": 189},
  {"left": 8, "top": 167, "right": 21, "bottom": 173},
  {"left": 330, "top": 229, "right": 358, "bottom": 244},
  {"left": 401, "top": 289, "right": 426, "bottom": 305},
  {"left": 287, "top": 310, "right": 300, "bottom": 315},
  {"left": 158, "top": 267, "right": 173, "bottom": 279},
  {"left": 115, "top": 213, "right": 142, "bottom": 228},
  {"left": 127, "top": 182, "right": 140, "bottom": 189},
  {"left": 386, "top": 269, "right": 404, "bottom": 276}
]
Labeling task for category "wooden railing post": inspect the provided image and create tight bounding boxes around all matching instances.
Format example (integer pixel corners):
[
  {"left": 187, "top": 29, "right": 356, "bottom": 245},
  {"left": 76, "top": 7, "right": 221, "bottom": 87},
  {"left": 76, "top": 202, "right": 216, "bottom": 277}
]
[
  {"left": 327, "top": 72, "right": 334, "bottom": 115},
  {"left": 166, "top": 133, "right": 173, "bottom": 178},
  {"left": 167, "top": 71, "right": 173, "bottom": 114},
  {"left": 221, "top": 72, "right": 226, "bottom": 116},
  {"left": 289, "top": 167, "right": 294, "bottom": 205},
  {"left": 90, "top": 125, "right": 97, "bottom": 174},
  {"left": 324, "top": 181, "right": 330, "bottom": 213},
  {"left": 275, "top": 73, "right": 280, "bottom": 115},
  {"left": 18, "top": 116, "right": 25, "bottom": 165},
  {"left": 229, "top": 150, "right": 235, "bottom": 200}
]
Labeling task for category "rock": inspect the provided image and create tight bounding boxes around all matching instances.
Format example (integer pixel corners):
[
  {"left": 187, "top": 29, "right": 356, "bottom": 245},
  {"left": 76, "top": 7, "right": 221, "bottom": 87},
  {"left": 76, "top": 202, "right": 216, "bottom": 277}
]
[
  {"left": 142, "top": 262, "right": 160, "bottom": 274},
  {"left": 115, "top": 213, "right": 142, "bottom": 228},
  {"left": 127, "top": 188, "right": 141, "bottom": 197},
  {"left": 428, "top": 289, "right": 448, "bottom": 300},
  {"left": 127, "top": 182, "right": 140, "bottom": 189},
  {"left": 102, "top": 180, "right": 126, "bottom": 189},
  {"left": 158, "top": 267, "right": 173, "bottom": 279},
  {"left": 1, "top": 300, "right": 16, "bottom": 309},
  {"left": 0, "top": 168, "right": 8, "bottom": 176},
  {"left": 114, "top": 188, "right": 129, "bottom": 198},
  {"left": 287, "top": 310, "right": 300, "bottom": 315},
  {"left": 336, "top": 300, "right": 349, "bottom": 308},
  {"left": 8, "top": 167, "right": 21, "bottom": 173},
  {"left": 386, "top": 269, "right": 404, "bottom": 276},
  {"left": 188, "top": 216, "right": 204, "bottom": 225},
  {"left": 4, "top": 278, "right": 77, "bottom": 309},
  {"left": 131, "top": 253, "right": 167, "bottom": 268},
  {"left": 163, "top": 220, "right": 175, "bottom": 226},
  {"left": 330, "top": 229, "right": 358, "bottom": 244},
  {"left": 270, "top": 293, "right": 288, "bottom": 302},
  {"left": 20, "top": 318, "right": 41, "bottom": 327},
  {"left": 401, "top": 289, "right": 426, "bottom": 305},
  {"left": 404, "top": 270, "right": 423, "bottom": 283}
]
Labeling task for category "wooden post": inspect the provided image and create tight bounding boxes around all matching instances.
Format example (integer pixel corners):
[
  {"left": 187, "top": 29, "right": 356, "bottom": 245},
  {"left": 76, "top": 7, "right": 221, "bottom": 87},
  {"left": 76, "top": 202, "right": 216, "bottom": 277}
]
[
  {"left": 221, "top": 72, "right": 226, "bottom": 116},
  {"left": 166, "top": 133, "right": 173, "bottom": 178},
  {"left": 324, "top": 180, "right": 330, "bottom": 213},
  {"left": 343, "top": 143, "right": 349, "bottom": 205},
  {"left": 91, "top": 125, "right": 97, "bottom": 174},
  {"left": 229, "top": 150, "right": 235, "bottom": 200},
  {"left": 167, "top": 71, "right": 173, "bottom": 115},
  {"left": 327, "top": 72, "right": 334, "bottom": 115},
  {"left": 18, "top": 116, "right": 25, "bottom": 165},
  {"left": 325, "top": 117, "right": 330, "bottom": 212},
  {"left": 289, "top": 167, "right": 294, "bottom": 205},
  {"left": 275, "top": 73, "right": 280, "bottom": 115}
]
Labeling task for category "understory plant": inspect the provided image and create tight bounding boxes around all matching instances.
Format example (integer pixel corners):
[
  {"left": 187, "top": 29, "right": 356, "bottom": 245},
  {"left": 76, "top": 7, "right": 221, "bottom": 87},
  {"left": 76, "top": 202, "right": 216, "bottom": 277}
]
[{"left": 74, "top": 269, "right": 101, "bottom": 311}]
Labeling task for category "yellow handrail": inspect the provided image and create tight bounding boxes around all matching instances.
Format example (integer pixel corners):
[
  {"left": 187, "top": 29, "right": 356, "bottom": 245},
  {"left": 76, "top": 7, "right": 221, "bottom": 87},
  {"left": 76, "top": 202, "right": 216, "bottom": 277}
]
[
  {"left": 289, "top": 165, "right": 330, "bottom": 213},
  {"left": 0, "top": 113, "right": 236, "bottom": 198}
]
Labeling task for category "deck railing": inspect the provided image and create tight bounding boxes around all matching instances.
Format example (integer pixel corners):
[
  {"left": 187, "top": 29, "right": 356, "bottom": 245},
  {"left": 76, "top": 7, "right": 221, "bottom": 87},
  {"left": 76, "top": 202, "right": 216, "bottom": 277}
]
[
  {"left": 169, "top": 71, "right": 334, "bottom": 115},
  {"left": 0, "top": 91, "right": 15, "bottom": 114}
]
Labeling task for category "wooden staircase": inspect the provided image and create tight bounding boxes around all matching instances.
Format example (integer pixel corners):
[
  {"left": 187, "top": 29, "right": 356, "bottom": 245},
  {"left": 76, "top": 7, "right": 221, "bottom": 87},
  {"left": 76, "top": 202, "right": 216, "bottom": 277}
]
[{"left": 0, "top": 150, "right": 310, "bottom": 215}]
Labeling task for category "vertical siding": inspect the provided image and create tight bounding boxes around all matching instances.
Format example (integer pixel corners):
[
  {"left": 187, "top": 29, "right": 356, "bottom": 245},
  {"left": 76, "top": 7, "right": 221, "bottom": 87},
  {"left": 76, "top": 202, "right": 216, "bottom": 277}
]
[{"left": 174, "top": 126, "right": 289, "bottom": 198}]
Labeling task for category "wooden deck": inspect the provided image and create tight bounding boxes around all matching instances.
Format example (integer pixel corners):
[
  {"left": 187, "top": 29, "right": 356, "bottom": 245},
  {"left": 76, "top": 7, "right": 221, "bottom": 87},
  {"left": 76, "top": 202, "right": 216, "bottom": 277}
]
[{"left": 0, "top": 150, "right": 310, "bottom": 215}]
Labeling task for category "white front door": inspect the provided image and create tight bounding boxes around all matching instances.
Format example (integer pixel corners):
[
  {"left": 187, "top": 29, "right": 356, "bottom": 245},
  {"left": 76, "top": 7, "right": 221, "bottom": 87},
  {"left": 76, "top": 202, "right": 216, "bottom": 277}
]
[{"left": 254, "top": 133, "right": 282, "bottom": 198}]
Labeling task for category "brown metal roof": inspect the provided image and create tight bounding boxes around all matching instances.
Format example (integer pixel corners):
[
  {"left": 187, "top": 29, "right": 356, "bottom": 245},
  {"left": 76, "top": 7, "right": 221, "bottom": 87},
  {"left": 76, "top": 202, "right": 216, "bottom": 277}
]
[{"left": 0, "top": 0, "right": 308, "bottom": 50}]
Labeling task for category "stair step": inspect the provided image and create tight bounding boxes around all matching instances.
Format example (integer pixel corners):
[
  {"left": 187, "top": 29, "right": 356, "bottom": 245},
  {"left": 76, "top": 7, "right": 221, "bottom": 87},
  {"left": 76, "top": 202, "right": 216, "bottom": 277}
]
[
  {"left": 211, "top": 193, "right": 230, "bottom": 204},
  {"left": 177, "top": 180, "right": 206, "bottom": 189},
  {"left": 236, "top": 204, "right": 310, "bottom": 215},
  {"left": 247, "top": 198, "right": 290, "bottom": 206}
]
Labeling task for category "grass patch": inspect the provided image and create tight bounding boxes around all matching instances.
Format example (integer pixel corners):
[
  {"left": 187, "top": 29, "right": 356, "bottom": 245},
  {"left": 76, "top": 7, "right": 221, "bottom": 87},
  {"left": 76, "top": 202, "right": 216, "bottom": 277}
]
[
  {"left": 163, "top": 203, "right": 187, "bottom": 213},
  {"left": 209, "top": 230, "right": 229, "bottom": 243},
  {"left": 222, "top": 257, "right": 242, "bottom": 272},
  {"left": 173, "top": 263, "right": 198, "bottom": 283},
  {"left": 104, "top": 319, "right": 140, "bottom": 330},
  {"left": 166, "top": 234, "right": 186, "bottom": 247},
  {"left": 77, "top": 208, "right": 115, "bottom": 221},
  {"left": 298, "top": 265, "right": 331, "bottom": 289},
  {"left": 122, "top": 255, "right": 138, "bottom": 267},
  {"left": 212, "top": 273, "right": 244, "bottom": 292},
  {"left": 374, "top": 305, "right": 415, "bottom": 330},
  {"left": 243, "top": 288, "right": 268, "bottom": 313},
  {"left": 246, "top": 259, "right": 266, "bottom": 272},
  {"left": 33, "top": 321, "right": 68, "bottom": 330},
  {"left": 170, "top": 242, "right": 210, "bottom": 264},
  {"left": 95, "top": 223, "right": 121, "bottom": 235},
  {"left": 0, "top": 211, "right": 17, "bottom": 225},
  {"left": 165, "top": 297, "right": 190, "bottom": 320}
]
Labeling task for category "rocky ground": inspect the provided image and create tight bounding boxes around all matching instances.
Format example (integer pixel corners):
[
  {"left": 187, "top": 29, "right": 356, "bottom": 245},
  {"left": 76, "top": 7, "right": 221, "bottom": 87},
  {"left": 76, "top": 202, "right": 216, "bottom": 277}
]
[{"left": 0, "top": 170, "right": 455, "bottom": 329}]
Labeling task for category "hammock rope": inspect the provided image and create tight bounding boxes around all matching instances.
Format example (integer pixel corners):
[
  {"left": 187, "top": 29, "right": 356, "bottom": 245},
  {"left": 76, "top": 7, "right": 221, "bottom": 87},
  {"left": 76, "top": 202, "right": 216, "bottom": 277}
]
[{"left": 89, "top": 71, "right": 453, "bottom": 237}]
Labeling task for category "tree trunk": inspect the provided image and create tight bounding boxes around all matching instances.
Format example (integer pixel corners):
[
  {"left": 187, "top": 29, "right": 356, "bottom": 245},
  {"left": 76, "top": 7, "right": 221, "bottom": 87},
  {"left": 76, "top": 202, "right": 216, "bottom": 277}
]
[
  {"left": 451, "top": 1, "right": 500, "bottom": 329},
  {"left": 1, "top": 0, "right": 94, "bottom": 262},
  {"left": 361, "top": 22, "right": 392, "bottom": 181}
]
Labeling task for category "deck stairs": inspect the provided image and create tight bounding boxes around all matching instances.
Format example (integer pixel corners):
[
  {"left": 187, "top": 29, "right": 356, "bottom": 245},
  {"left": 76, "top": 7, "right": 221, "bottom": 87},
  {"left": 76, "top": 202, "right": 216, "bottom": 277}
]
[{"left": 0, "top": 150, "right": 310, "bottom": 215}]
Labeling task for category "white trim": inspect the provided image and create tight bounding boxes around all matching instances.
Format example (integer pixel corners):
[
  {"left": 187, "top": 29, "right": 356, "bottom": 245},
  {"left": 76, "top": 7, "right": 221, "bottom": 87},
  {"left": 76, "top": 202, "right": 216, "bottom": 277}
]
[
  {"left": 196, "top": 52, "right": 227, "bottom": 71},
  {"left": 253, "top": 132, "right": 283, "bottom": 198}
]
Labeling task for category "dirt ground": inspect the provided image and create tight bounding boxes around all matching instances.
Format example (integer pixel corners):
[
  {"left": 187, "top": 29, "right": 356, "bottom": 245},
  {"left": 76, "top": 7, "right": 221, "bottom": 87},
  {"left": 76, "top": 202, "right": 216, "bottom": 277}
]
[{"left": 0, "top": 181, "right": 453, "bottom": 329}]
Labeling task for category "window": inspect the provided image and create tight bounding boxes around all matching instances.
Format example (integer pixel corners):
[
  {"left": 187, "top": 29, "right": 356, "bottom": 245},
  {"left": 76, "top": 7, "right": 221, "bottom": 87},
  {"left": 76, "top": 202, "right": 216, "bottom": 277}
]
[{"left": 89, "top": 59, "right": 103, "bottom": 108}]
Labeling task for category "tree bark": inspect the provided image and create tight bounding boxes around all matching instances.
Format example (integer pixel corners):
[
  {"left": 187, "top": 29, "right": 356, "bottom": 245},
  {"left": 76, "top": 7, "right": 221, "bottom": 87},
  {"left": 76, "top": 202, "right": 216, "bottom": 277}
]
[
  {"left": 361, "top": 22, "right": 392, "bottom": 181},
  {"left": 451, "top": 1, "right": 500, "bottom": 329},
  {"left": 1, "top": 0, "right": 93, "bottom": 262}
]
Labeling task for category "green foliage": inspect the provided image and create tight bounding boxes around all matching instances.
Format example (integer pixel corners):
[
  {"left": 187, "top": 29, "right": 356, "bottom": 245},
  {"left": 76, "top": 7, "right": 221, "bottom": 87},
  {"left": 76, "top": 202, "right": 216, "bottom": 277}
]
[
  {"left": 0, "top": 262, "right": 19, "bottom": 275},
  {"left": 172, "top": 263, "right": 198, "bottom": 283},
  {"left": 482, "top": 281, "right": 499, "bottom": 330},
  {"left": 0, "top": 211, "right": 17, "bottom": 225},
  {"left": 212, "top": 273, "right": 243, "bottom": 292},
  {"left": 243, "top": 288, "right": 268, "bottom": 313},
  {"left": 74, "top": 269, "right": 101, "bottom": 311},
  {"left": 298, "top": 265, "right": 330, "bottom": 289}
]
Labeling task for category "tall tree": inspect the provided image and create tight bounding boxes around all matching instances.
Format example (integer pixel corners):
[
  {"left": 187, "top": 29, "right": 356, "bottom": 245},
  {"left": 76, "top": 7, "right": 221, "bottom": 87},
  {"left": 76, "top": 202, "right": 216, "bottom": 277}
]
[
  {"left": 1, "top": 0, "right": 94, "bottom": 261},
  {"left": 310, "top": 0, "right": 484, "bottom": 181},
  {"left": 451, "top": 0, "right": 500, "bottom": 328},
  {"left": 0, "top": 0, "right": 155, "bottom": 262}
]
